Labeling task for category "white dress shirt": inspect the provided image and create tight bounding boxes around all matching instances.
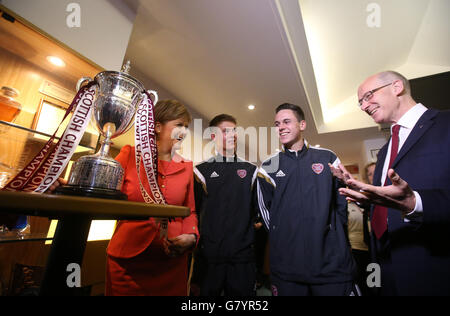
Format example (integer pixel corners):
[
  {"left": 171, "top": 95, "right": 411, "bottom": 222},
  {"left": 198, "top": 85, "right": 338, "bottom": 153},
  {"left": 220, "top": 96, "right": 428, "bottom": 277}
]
[{"left": 380, "top": 103, "right": 427, "bottom": 219}]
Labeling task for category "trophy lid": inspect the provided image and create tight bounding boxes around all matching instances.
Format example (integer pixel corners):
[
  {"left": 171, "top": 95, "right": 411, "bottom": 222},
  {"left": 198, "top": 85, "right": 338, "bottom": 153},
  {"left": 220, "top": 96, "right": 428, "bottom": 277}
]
[
  {"left": 91, "top": 60, "right": 147, "bottom": 141},
  {"left": 94, "top": 61, "right": 145, "bottom": 92}
]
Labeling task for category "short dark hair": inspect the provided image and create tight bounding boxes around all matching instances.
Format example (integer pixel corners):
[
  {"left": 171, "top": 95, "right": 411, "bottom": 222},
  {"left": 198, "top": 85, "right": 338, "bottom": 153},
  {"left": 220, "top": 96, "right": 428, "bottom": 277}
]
[
  {"left": 209, "top": 114, "right": 237, "bottom": 127},
  {"left": 275, "top": 103, "right": 305, "bottom": 122}
]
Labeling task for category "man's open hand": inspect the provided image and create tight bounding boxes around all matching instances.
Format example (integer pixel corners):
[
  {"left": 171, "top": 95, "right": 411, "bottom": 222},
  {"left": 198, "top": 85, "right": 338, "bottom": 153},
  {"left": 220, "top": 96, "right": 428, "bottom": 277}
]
[{"left": 339, "top": 168, "right": 416, "bottom": 214}]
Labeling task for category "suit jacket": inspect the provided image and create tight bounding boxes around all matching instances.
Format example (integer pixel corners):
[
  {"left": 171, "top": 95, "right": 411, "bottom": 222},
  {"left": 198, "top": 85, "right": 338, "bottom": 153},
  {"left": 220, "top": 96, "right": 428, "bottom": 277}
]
[
  {"left": 371, "top": 109, "right": 450, "bottom": 295},
  {"left": 107, "top": 145, "right": 199, "bottom": 259}
]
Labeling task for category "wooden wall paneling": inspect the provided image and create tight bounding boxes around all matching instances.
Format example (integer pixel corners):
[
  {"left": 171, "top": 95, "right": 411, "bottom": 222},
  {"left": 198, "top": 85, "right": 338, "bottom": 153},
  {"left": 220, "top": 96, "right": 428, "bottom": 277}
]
[
  {"left": 0, "top": 9, "right": 105, "bottom": 296},
  {"left": 0, "top": 48, "right": 74, "bottom": 129}
]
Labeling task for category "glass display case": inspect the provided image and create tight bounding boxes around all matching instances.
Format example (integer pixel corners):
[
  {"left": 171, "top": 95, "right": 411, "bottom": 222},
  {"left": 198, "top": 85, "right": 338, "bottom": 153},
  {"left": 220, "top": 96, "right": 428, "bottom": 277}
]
[{"left": 0, "top": 120, "right": 97, "bottom": 242}]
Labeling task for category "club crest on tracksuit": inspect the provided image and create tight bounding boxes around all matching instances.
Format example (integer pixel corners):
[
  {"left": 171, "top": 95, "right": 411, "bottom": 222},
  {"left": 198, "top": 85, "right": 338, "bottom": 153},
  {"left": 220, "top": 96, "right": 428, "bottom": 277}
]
[
  {"left": 312, "top": 163, "right": 324, "bottom": 174},
  {"left": 237, "top": 169, "right": 247, "bottom": 178}
]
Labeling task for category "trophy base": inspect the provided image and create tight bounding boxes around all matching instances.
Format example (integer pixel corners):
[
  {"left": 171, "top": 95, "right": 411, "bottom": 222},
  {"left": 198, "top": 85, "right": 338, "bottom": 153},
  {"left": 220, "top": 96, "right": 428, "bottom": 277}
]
[{"left": 54, "top": 185, "right": 127, "bottom": 200}]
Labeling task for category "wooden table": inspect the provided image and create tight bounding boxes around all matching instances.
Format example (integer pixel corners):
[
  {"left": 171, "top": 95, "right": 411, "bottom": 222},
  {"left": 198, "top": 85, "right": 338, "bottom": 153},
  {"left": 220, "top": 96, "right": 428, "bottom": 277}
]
[{"left": 0, "top": 191, "right": 190, "bottom": 296}]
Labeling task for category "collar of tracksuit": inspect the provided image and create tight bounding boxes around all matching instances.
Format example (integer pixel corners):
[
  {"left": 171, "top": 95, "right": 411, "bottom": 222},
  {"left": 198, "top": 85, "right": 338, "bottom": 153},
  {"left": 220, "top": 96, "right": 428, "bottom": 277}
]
[
  {"left": 214, "top": 151, "right": 238, "bottom": 163},
  {"left": 281, "top": 139, "right": 310, "bottom": 158}
]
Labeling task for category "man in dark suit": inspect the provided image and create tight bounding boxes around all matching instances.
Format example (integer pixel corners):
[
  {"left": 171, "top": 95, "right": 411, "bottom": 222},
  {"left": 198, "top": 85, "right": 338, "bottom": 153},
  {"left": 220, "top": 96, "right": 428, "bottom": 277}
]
[{"left": 333, "top": 71, "right": 450, "bottom": 295}]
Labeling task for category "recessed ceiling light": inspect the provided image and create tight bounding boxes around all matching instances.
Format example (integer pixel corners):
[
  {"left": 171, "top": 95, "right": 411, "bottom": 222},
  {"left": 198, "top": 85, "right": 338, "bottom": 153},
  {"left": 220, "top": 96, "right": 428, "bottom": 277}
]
[
  {"left": 248, "top": 104, "right": 255, "bottom": 110},
  {"left": 47, "top": 56, "right": 66, "bottom": 67}
]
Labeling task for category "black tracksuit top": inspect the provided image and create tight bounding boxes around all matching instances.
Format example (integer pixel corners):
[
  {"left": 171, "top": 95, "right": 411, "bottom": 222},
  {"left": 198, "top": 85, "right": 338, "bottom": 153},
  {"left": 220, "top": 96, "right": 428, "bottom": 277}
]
[
  {"left": 257, "top": 144, "right": 355, "bottom": 284},
  {"left": 194, "top": 154, "right": 258, "bottom": 263}
]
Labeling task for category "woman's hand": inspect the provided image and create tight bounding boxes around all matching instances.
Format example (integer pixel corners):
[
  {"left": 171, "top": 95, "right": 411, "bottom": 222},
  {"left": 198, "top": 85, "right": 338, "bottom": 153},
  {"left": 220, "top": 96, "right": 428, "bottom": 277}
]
[
  {"left": 46, "top": 178, "right": 68, "bottom": 193},
  {"left": 163, "top": 234, "right": 197, "bottom": 257}
]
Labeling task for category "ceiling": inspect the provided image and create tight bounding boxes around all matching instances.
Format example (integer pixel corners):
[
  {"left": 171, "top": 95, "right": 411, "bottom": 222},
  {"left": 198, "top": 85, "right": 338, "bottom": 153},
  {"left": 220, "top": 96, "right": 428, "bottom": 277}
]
[{"left": 109, "top": 0, "right": 450, "bottom": 164}]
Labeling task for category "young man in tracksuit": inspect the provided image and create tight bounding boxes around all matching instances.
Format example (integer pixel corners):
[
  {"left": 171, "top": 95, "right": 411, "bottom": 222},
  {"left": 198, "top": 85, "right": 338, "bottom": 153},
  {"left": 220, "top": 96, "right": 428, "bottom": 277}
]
[
  {"left": 193, "top": 114, "right": 258, "bottom": 296},
  {"left": 257, "top": 103, "right": 356, "bottom": 296}
]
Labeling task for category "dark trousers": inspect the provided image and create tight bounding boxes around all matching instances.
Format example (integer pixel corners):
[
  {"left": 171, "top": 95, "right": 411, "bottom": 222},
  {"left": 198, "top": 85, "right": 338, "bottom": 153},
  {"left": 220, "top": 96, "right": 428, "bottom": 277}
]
[
  {"left": 352, "top": 249, "right": 374, "bottom": 296},
  {"left": 200, "top": 262, "right": 256, "bottom": 296},
  {"left": 270, "top": 275, "right": 356, "bottom": 296}
]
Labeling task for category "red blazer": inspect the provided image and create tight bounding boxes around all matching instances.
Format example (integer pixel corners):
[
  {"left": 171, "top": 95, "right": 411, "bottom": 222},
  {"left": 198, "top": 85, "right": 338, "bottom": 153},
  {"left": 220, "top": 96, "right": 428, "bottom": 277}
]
[{"left": 107, "top": 145, "right": 199, "bottom": 259}]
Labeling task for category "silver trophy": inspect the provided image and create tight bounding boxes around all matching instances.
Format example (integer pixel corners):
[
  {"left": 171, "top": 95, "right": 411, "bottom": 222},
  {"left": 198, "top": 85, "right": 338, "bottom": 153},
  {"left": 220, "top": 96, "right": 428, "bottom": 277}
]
[{"left": 56, "top": 61, "right": 157, "bottom": 199}]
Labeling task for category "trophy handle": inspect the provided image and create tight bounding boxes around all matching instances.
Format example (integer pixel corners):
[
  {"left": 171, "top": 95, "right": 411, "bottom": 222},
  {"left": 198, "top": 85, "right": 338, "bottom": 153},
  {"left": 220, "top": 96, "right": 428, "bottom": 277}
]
[
  {"left": 147, "top": 90, "right": 159, "bottom": 106},
  {"left": 120, "top": 90, "right": 159, "bottom": 137},
  {"left": 76, "top": 77, "right": 94, "bottom": 91}
]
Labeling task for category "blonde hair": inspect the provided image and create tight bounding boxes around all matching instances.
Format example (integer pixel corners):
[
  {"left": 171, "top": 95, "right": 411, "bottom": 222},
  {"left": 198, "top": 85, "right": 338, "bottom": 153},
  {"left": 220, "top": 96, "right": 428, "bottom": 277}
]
[
  {"left": 154, "top": 99, "right": 192, "bottom": 125},
  {"left": 364, "top": 162, "right": 376, "bottom": 184}
]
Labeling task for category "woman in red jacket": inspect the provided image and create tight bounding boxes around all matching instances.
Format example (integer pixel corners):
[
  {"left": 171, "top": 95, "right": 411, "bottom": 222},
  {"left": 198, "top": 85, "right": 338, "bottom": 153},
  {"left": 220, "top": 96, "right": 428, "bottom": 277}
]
[{"left": 105, "top": 99, "right": 199, "bottom": 296}]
